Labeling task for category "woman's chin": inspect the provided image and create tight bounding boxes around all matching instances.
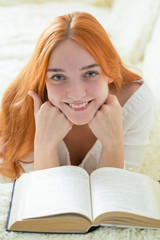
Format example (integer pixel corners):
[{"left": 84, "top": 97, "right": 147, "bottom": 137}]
[
  {"left": 70, "top": 119, "right": 90, "bottom": 126},
  {"left": 67, "top": 116, "right": 93, "bottom": 126}
]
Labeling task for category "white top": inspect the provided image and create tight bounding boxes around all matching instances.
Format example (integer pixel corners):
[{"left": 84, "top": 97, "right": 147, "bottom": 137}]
[{"left": 21, "top": 81, "right": 153, "bottom": 174}]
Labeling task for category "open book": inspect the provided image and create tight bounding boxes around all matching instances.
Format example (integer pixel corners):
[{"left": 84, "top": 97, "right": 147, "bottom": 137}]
[{"left": 6, "top": 166, "right": 160, "bottom": 233}]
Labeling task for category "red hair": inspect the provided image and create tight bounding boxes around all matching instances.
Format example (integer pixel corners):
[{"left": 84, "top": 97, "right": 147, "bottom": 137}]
[{"left": 0, "top": 12, "right": 141, "bottom": 179}]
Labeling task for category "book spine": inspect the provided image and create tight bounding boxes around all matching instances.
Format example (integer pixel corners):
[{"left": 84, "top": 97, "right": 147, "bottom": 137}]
[{"left": 5, "top": 179, "right": 16, "bottom": 231}]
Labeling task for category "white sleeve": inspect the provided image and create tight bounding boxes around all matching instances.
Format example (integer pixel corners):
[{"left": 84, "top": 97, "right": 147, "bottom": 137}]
[
  {"left": 123, "top": 116, "right": 153, "bottom": 172},
  {"left": 122, "top": 83, "right": 153, "bottom": 172}
]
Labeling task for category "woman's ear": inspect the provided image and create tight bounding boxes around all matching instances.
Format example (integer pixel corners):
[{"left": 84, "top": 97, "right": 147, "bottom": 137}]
[{"left": 108, "top": 77, "right": 114, "bottom": 83}]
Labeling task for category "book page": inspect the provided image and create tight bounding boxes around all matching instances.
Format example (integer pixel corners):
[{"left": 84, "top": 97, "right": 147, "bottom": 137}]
[
  {"left": 90, "top": 168, "right": 160, "bottom": 221},
  {"left": 22, "top": 166, "right": 92, "bottom": 220},
  {"left": 8, "top": 174, "right": 29, "bottom": 227}
]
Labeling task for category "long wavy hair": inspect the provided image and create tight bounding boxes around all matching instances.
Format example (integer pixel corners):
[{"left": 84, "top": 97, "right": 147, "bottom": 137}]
[{"left": 0, "top": 12, "right": 141, "bottom": 179}]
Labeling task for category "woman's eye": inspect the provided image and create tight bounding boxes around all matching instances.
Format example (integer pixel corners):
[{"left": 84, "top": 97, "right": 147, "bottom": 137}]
[
  {"left": 85, "top": 71, "right": 98, "bottom": 78},
  {"left": 51, "top": 75, "right": 65, "bottom": 81}
]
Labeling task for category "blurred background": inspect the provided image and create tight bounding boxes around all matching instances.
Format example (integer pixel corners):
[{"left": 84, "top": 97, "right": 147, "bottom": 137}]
[{"left": 0, "top": 0, "right": 160, "bottom": 101}]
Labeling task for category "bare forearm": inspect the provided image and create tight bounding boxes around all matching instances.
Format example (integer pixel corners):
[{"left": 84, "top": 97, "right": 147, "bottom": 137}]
[
  {"left": 98, "top": 141, "right": 124, "bottom": 169},
  {"left": 28, "top": 91, "right": 72, "bottom": 172},
  {"left": 33, "top": 148, "right": 59, "bottom": 171}
]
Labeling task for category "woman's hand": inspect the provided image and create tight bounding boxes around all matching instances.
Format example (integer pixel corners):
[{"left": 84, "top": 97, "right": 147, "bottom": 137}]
[
  {"left": 88, "top": 94, "right": 124, "bottom": 168},
  {"left": 28, "top": 91, "right": 73, "bottom": 170}
]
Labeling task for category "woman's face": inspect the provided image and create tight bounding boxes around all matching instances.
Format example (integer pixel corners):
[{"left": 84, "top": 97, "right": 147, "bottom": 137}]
[{"left": 46, "top": 39, "right": 112, "bottom": 125}]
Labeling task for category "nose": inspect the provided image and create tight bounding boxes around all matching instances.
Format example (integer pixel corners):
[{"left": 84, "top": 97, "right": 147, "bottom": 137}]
[{"left": 67, "top": 81, "right": 86, "bottom": 100}]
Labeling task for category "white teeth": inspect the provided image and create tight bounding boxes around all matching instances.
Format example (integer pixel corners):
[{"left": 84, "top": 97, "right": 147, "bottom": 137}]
[{"left": 69, "top": 101, "right": 89, "bottom": 108}]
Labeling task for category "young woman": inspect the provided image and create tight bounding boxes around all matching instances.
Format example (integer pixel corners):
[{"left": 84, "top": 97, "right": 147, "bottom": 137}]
[{"left": 0, "top": 12, "right": 153, "bottom": 179}]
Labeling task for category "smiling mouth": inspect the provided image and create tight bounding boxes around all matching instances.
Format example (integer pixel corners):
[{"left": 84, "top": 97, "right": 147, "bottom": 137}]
[{"left": 65, "top": 100, "right": 92, "bottom": 109}]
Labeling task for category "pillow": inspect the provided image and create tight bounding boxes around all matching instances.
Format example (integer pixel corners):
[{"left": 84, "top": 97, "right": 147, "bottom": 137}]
[
  {"left": 105, "top": 0, "right": 160, "bottom": 65},
  {"left": 141, "top": 13, "right": 160, "bottom": 100}
]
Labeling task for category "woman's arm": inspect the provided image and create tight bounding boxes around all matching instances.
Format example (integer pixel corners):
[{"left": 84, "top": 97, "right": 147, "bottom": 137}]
[
  {"left": 28, "top": 91, "right": 73, "bottom": 171},
  {"left": 99, "top": 140, "right": 124, "bottom": 169},
  {"left": 88, "top": 84, "right": 153, "bottom": 172},
  {"left": 88, "top": 94, "right": 124, "bottom": 168}
]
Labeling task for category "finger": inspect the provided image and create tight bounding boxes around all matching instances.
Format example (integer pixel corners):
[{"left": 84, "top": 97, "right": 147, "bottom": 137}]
[
  {"left": 28, "top": 91, "right": 43, "bottom": 115},
  {"left": 105, "top": 93, "right": 116, "bottom": 104}
]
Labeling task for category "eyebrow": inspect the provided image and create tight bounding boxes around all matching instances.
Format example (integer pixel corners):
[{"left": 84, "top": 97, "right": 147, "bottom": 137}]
[
  {"left": 80, "top": 64, "right": 99, "bottom": 70},
  {"left": 47, "top": 64, "right": 99, "bottom": 72}
]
